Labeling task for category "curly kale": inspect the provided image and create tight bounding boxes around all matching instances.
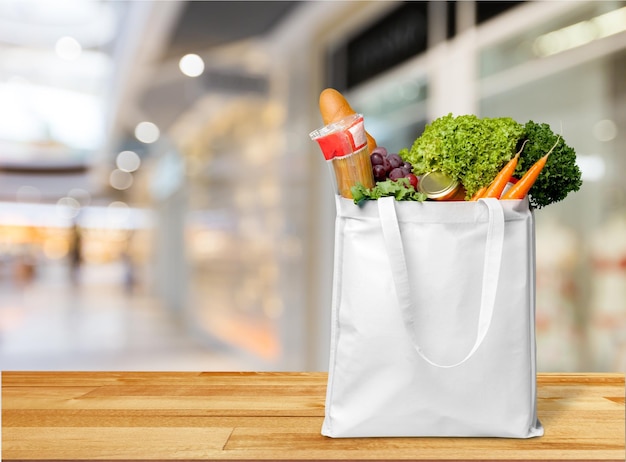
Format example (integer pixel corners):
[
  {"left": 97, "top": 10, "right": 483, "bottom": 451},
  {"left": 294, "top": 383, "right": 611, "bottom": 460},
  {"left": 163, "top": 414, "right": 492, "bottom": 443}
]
[{"left": 516, "top": 121, "right": 582, "bottom": 208}]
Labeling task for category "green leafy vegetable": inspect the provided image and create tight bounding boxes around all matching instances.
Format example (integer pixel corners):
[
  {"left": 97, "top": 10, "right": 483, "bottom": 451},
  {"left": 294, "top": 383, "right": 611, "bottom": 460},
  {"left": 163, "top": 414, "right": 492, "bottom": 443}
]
[
  {"left": 399, "top": 114, "right": 583, "bottom": 207},
  {"left": 515, "top": 121, "right": 582, "bottom": 208},
  {"left": 351, "top": 179, "right": 427, "bottom": 205},
  {"left": 400, "top": 114, "right": 524, "bottom": 199}
]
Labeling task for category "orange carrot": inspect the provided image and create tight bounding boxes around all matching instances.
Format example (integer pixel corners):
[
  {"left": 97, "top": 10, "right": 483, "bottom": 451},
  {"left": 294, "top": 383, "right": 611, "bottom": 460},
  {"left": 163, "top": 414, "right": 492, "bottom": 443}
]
[
  {"left": 484, "top": 152, "right": 520, "bottom": 199},
  {"left": 470, "top": 140, "right": 528, "bottom": 201},
  {"left": 501, "top": 154, "right": 548, "bottom": 200},
  {"left": 501, "top": 136, "right": 560, "bottom": 200},
  {"left": 470, "top": 186, "right": 487, "bottom": 201},
  {"left": 483, "top": 139, "right": 528, "bottom": 199}
]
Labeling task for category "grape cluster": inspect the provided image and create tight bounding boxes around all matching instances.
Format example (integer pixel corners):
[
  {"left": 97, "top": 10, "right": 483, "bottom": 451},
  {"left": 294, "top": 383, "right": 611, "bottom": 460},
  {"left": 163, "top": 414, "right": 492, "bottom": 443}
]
[{"left": 370, "top": 147, "right": 418, "bottom": 189}]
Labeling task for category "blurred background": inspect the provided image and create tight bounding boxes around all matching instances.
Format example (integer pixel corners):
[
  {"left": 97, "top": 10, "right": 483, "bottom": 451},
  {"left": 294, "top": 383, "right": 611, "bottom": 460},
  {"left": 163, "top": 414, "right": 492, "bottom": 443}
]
[{"left": 0, "top": 0, "right": 624, "bottom": 372}]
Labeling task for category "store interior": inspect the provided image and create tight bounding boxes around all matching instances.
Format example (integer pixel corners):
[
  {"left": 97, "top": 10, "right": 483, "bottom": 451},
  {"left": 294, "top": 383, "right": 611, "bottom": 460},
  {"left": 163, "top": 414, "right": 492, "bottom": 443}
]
[{"left": 0, "top": 0, "right": 625, "bottom": 372}]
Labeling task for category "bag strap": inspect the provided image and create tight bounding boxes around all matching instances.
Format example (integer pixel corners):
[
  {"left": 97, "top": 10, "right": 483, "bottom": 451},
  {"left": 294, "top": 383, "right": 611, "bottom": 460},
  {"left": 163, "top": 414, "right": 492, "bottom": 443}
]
[{"left": 377, "top": 196, "right": 505, "bottom": 369}]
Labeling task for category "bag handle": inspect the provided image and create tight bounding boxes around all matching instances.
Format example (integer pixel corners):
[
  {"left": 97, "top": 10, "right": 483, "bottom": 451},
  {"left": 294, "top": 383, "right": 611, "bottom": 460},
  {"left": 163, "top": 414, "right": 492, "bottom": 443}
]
[{"left": 377, "top": 196, "right": 505, "bottom": 369}]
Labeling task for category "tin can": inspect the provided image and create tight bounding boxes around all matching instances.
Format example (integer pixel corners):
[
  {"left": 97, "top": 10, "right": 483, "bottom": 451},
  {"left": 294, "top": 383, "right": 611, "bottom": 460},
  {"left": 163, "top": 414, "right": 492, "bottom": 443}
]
[{"left": 418, "top": 171, "right": 466, "bottom": 201}]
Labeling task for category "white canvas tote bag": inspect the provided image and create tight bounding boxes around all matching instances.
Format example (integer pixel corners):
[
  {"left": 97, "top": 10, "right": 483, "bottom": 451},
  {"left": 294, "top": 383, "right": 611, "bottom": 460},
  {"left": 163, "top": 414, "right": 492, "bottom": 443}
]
[{"left": 323, "top": 196, "right": 544, "bottom": 438}]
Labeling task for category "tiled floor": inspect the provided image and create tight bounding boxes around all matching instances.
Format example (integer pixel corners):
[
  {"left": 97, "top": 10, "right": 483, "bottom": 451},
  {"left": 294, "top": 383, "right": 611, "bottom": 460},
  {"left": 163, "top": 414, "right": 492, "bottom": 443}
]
[{"left": 0, "top": 260, "right": 262, "bottom": 371}]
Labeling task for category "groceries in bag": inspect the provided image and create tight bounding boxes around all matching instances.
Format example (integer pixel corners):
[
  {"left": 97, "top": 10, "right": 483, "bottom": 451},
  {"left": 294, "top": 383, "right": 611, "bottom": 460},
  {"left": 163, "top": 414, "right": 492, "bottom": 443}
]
[
  {"left": 311, "top": 91, "right": 559, "bottom": 439},
  {"left": 311, "top": 88, "right": 583, "bottom": 209},
  {"left": 400, "top": 115, "right": 581, "bottom": 207}
]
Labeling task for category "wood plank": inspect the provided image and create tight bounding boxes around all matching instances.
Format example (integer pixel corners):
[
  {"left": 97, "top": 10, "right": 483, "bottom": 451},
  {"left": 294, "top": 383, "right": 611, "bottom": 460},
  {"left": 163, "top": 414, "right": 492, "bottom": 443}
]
[
  {"left": 223, "top": 427, "right": 625, "bottom": 461},
  {"left": 3, "top": 427, "right": 233, "bottom": 460},
  {"left": 2, "top": 395, "right": 323, "bottom": 415},
  {"left": 2, "top": 412, "right": 320, "bottom": 429},
  {"left": 1, "top": 372, "right": 623, "bottom": 461},
  {"left": 537, "top": 373, "right": 625, "bottom": 384}
]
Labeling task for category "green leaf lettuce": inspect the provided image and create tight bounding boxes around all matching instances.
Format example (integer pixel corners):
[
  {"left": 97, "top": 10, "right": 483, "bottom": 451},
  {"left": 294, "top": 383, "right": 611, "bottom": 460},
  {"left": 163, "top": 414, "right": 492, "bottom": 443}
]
[{"left": 400, "top": 114, "right": 524, "bottom": 199}]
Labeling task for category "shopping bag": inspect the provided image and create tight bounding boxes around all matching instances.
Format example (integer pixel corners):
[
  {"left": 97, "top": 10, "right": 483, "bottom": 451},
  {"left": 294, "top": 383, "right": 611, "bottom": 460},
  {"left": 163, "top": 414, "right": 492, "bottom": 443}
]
[{"left": 322, "top": 196, "right": 544, "bottom": 438}]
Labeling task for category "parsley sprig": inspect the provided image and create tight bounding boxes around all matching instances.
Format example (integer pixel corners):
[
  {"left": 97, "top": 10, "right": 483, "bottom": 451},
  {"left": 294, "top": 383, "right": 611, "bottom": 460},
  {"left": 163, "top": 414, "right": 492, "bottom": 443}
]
[{"left": 351, "top": 178, "right": 427, "bottom": 206}]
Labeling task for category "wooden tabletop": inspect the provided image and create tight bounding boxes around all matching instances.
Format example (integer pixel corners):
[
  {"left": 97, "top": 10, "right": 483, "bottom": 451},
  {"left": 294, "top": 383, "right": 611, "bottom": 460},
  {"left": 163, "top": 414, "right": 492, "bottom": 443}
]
[{"left": 2, "top": 372, "right": 624, "bottom": 461}]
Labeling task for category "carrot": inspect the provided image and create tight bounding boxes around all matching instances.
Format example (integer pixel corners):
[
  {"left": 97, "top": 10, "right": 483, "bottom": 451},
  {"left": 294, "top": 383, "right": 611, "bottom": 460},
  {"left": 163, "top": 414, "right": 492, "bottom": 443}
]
[
  {"left": 319, "top": 88, "right": 377, "bottom": 153},
  {"left": 483, "top": 139, "right": 529, "bottom": 199},
  {"left": 484, "top": 152, "right": 520, "bottom": 199},
  {"left": 501, "top": 136, "right": 560, "bottom": 200},
  {"left": 470, "top": 140, "right": 528, "bottom": 201},
  {"left": 470, "top": 186, "right": 487, "bottom": 201}
]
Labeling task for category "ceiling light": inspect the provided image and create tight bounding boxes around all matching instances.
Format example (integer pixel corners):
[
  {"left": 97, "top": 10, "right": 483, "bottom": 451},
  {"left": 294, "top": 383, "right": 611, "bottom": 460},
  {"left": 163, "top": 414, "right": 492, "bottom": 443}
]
[
  {"left": 0, "top": 1, "right": 117, "bottom": 48},
  {"left": 134, "top": 121, "right": 160, "bottom": 144},
  {"left": 179, "top": 53, "right": 205, "bottom": 77},
  {"left": 116, "top": 150, "right": 141, "bottom": 172},
  {"left": 533, "top": 6, "right": 626, "bottom": 57},
  {"left": 0, "top": 79, "right": 104, "bottom": 149},
  {"left": 55, "top": 36, "right": 82, "bottom": 60}
]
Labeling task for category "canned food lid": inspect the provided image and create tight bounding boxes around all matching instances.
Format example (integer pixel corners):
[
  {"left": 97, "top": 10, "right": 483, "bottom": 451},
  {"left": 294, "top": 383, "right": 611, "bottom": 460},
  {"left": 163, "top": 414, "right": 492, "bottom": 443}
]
[{"left": 418, "top": 171, "right": 459, "bottom": 199}]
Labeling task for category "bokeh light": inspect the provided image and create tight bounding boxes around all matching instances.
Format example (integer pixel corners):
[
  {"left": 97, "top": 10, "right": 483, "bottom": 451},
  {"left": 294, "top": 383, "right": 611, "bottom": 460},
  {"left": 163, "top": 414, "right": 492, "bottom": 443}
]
[
  {"left": 55, "top": 36, "right": 82, "bottom": 60},
  {"left": 56, "top": 196, "right": 81, "bottom": 219},
  {"left": 116, "top": 150, "right": 141, "bottom": 172},
  {"left": 179, "top": 53, "right": 205, "bottom": 77},
  {"left": 592, "top": 119, "right": 617, "bottom": 142},
  {"left": 109, "top": 169, "right": 133, "bottom": 190},
  {"left": 134, "top": 121, "right": 160, "bottom": 144},
  {"left": 15, "top": 185, "right": 41, "bottom": 203}
]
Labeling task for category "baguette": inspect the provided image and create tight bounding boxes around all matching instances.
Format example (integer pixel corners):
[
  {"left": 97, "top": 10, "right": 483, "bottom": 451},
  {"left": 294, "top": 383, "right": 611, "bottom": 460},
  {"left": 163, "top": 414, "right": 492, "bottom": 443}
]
[{"left": 319, "top": 88, "right": 377, "bottom": 153}]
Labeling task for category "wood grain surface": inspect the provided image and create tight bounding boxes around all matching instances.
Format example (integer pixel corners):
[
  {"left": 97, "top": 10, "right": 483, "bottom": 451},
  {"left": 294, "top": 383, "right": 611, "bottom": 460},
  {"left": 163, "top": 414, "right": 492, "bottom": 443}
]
[{"left": 2, "top": 372, "right": 624, "bottom": 461}]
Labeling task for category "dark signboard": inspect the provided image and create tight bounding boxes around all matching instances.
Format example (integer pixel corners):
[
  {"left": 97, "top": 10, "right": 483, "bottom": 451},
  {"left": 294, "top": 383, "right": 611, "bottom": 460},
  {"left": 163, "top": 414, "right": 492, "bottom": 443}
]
[
  {"left": 326, "top": 1, "right": 525, "bottom": 91},
  {"left": 476, "top": 1, "right": 525, "bottom": 25},
  {"left": 327, "top": 2, "right": 429, "bottom": 91}
]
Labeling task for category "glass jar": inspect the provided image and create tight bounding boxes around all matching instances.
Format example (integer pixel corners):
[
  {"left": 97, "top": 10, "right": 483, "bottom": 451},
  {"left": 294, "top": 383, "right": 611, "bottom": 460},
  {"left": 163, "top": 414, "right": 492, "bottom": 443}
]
[{"left": 310, "top": 114, "right": 375, "bottom": 199}]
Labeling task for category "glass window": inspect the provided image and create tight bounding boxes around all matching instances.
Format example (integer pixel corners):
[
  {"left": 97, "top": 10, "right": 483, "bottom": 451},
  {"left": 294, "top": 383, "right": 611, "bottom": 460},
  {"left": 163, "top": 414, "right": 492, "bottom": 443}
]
[{"left": 479, "top": 5, "right": 626, "bottom": 372}]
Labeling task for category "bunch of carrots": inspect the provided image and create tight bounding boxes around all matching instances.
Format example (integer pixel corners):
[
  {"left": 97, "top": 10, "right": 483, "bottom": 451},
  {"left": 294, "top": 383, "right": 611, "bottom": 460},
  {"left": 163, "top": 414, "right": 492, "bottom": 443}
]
[{"left": 471, "top": 137, "right": 560, "bottom": 201}]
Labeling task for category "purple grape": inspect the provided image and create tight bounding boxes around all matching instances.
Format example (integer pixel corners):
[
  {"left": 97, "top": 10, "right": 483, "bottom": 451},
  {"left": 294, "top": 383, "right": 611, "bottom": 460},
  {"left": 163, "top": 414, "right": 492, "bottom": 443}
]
[
  {"left": 371, "top": 147, "right": 388, "bottom": 158},
  {"left": 403, "top": 162, "right": 413, "bottom": 172},
  {"left": 373, "top": 165, "right": 387, "bottom": 181},
  {"left": 381, "top": 156, "right": 392, "bottom": 173},
  {"left": 370, "top": 153, "right": 384, "bottom": 166},
  {"left": 389, "top": 168, "right": 405, "bottom": 181},
  {"left": 388, "top": 154, "right": 403, "bottom": 169},
  {"left": 401, "top": 166, "right": 411, "bottom": 176}
]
